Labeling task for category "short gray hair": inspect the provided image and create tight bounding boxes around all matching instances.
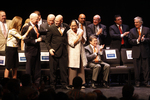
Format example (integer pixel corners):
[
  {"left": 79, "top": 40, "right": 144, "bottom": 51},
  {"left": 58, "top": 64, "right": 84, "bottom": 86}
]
[{"left": 134, "top": 16, "right": 143, "bottom": 24}]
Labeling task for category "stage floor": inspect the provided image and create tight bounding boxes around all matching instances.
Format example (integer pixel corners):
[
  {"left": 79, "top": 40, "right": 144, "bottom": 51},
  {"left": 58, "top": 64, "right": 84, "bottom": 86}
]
[{"left": 55, "top": 86, "right": 150, "bottom": 100}]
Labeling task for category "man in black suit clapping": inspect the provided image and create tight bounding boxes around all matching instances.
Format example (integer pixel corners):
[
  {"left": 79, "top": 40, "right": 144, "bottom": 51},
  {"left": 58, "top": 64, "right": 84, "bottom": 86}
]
[{"left": 128, "top": 16, "right": 150, "bottom": 87}]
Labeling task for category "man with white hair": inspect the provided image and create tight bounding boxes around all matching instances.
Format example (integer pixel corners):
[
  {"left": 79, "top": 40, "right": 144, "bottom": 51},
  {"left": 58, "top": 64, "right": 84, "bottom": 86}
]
[
  {"left": 45, "top": 14, "right": 70, "bottom": 90},
  {"left": 128, "top": 16, "right": 150, "bottom": 87},
  {"left": 40, "top": 14, "right": 55, "bottom": 50},
  {"left": 88, "top": 14, "right": 107, "bottom": 45},
  {"left": 21, "top": 13, "right": 42, "bottom": 87}
]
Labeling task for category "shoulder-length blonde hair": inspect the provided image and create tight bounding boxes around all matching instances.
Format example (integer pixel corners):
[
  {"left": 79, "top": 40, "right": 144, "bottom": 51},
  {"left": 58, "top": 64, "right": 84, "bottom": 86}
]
[{"left": 9, "top": 16, "right": 22, "bottom": 32}]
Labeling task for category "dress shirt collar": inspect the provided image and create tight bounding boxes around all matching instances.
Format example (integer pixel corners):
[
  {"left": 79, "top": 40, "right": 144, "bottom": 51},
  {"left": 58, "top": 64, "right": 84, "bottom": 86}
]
[
  {"left": 137, "top": 26, "right": 142, "bottom": 31},
  {"left": 90, "top": 44, "right": 96, "bottom": 50}
]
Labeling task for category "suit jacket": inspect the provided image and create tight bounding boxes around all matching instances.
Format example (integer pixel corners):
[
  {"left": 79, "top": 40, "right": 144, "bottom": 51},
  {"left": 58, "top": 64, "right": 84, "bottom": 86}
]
[
  {"left": 67, "top": 28, "right": 87, "bottom": 68},
  {"left": 0, "top": 20, "right": 12, "bottom": 51},
  {"left": 109, "top": 24, "right": 131, "bottom": 50},
  {"left": 45, "top": 23, "right": 70, "bottom": 57},
  {"left": 21, "top": 22, "right": 40, "bottom": 56},
  {"left": 79, "top": 21, "right": 91, "bottom": 46},
  {"left": 84, "top": 45, "right": 102, "bottom": 63},
  {"left": 88, "top": 23, "right": 107, "bottom": 45},
  {"left": 39, "top": 22, "right": 51, "bottom": 50},
  {"left": 128, "top": 26, "right": 150, "bottom": 58}
]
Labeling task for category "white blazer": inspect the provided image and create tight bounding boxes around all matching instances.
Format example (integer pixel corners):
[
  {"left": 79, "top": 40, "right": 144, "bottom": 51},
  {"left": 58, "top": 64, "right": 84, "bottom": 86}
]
[{"left": 67, "top": 28, "right": 87, "bottom": 68}]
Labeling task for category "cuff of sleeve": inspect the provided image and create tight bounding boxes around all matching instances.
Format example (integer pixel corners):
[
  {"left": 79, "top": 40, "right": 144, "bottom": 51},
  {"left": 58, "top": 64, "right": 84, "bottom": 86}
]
[
  {"left": 137, "top": 39, "right": 140, "bottom": 44},
  {"left": 121, "top": 34, "right": 124, "bottom": 38},
  {"left": 35, "top": 39, "right": 37, "bottom": 43}
]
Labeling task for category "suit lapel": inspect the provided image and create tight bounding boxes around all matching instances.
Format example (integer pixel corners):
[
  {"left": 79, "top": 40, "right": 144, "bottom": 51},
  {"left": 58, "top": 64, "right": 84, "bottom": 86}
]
[
  {"left": 134, "top": 28, "right": 139, "bottom": 38},
  {"left": 89, "top": 45, "right": 93, "bottom": 53},
  {"left": 141, "top": 26, "right": 144, "bottom": 36},
  {"left": 114, "top": 24, "right": 121, "bottom": 34}
]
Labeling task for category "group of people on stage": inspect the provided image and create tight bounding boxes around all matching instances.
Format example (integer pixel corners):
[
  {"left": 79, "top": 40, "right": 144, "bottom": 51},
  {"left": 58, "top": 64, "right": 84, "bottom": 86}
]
[{"left": 0, "top": 10, "right": 150, "bottom": 90}]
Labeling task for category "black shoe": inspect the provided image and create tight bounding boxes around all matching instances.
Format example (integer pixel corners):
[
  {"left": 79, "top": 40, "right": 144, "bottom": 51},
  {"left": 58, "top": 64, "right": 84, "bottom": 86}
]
[
  {"left": 91, "top": 83, "right": 97, "bottom": 89},
  {"left": 135, "top": 81, "right": 140, "bottom": 87},
  {"left": 102, "top": 83, "right": 109, "bottom": 88},
  {"left": 61, "top": 85, "right": 71, "bottom": 90}
]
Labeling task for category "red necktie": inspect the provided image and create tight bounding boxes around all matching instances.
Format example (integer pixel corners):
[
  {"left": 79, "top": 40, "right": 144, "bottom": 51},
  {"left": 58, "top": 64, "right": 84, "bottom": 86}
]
[
  {"left": 119, "top": 25, "right": 124, "bottom": 45},
  {"left": 34, "top": 26, "right": 39, "bottom": 38}
]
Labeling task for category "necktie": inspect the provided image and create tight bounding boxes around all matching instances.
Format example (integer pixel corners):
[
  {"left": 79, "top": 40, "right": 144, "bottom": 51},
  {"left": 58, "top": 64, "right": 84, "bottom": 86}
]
[
  {"left": 80, "top": 24, "right": 83, "bottom": 31},
  {"left": 94, "top": 47, "right": 99, "bottom": 63},
  {"left": 119, "top": 25, "right": 124, "bottom": 45},
  {"left": 2, "top": 23, "right": 7, "bottom": 38},
  {"left": 58, "top": 27, "right": 63, "bottom": 36},
  {"left": 138, "top": 28, "right": 141, "bottom": 35},
  {"left": 34, "top": 26, "right": 39, "bottom": 38}
]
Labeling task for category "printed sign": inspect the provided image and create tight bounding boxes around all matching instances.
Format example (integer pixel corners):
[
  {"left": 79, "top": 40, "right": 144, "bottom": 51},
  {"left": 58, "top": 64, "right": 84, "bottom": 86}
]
[
  {"left": 0, "top": 56, "right": 5, "bottom": 65},
  {"left": 19, "top": 53, "right": 26, "bottom": 62},
  {"left": 105, "top": 50, "right": 117, "bottom": 59},
  {"left": 126, "top": 50, "right": 133, "bottom": 59},
  {"left": 41, "top": 52, "right": 49, "bottom": 61}
]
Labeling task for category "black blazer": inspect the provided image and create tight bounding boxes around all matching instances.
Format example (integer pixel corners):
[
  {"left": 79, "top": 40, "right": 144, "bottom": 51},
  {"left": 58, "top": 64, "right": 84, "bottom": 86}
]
[
  {"left": 109, "top": 24, "right": 131, "bottom": 50},
  {"left": 45, "top": 23, "right": 70, "bottom": 57},
  {"left": 128, "top": 26, "right": 150, "bottom": 58},
  {"left": 21, "top": 22, "right": 40, "bottom": 56},
  {"left": 88, "top": 23, "right": 107, "bottom": 45}
]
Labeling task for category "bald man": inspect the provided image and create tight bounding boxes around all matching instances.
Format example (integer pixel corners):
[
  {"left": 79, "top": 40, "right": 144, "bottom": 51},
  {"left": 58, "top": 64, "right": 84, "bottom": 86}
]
[
  {"left": 88, "top": 15, "right": 107, "bottom": 45},
  {"left": 45, "top": 15, "right": 70, "bottom": 90},
  {"left": 0, "top": 10, "right": 11, "bottom": 51},
  {"left": 21, "top": 13, "right": 42, "bottom": 87},
  {"left": 40, "top": 14, "right": 55, "bottom": 50},
  {"left": 78, "top": 14, "right": 91, "bottom": 46}
]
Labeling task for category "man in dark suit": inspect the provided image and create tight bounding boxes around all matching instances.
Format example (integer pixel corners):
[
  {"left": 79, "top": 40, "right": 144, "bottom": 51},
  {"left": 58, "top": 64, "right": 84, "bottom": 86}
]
[
  {"left": 21, "top": 13, "right": 42, "bottom": 87},
  {"left": 128, "top": 16, "right": 150, "bottom": 87},
  {"left": 88, "top": 15, "right": 107, "bottom": 45},
  {"left": 78, "top": 14, "right": 91, "bottom": 46},
  {"left": 45, "top": 15, "right": 70, "bottom": 90},
  {"left": 40, "top": 14, "right": 55, "bottom": 50},
  {"left": 84, "top": 35, "right": 110, "bottom": 89},
  {"left": 109, "top": 15, "right": 131, "bottom": 50}
]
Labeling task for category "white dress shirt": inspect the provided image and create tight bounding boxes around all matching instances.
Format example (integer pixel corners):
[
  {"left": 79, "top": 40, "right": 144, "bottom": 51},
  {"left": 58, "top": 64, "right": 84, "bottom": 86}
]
[
  {"left": 0, "top": 21, "right": 8, "bottom": 35},
  {"left": 79, "top": 22, "right": 87, "bottom": 42}
]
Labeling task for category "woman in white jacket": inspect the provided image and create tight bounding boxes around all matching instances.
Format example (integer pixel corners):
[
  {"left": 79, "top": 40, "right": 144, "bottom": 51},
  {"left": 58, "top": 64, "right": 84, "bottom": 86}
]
[{"left": 67, "top": 20, "right": 87, "bottom": 88}]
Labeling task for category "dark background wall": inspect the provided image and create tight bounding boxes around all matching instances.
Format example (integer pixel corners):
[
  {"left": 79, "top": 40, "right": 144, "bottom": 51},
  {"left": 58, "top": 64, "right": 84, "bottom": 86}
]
[{"left": 2, "top": 0, "right": 150, "bottom": 45}]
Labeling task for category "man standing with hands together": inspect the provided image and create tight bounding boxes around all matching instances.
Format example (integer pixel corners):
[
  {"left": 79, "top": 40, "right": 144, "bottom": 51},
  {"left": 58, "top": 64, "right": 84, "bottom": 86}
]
[
  {"left": 128, "top": 16, "right": 150, "bottom": 87},
  {"left": 45, "top": 15, "right": 70, "bottom": 90}
]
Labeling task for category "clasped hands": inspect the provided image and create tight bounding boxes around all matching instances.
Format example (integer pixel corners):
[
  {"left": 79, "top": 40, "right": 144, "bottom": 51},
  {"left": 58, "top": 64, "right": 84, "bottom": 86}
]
[{"left": 138, "top": 35, "right": 145, "bottom": 42}]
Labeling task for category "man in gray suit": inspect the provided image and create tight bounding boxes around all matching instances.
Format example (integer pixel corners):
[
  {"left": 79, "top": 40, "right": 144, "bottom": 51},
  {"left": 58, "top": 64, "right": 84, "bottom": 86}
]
[
  {"left": 84, "top": 35, "right": 110, "bottom": 88},
  {"left": 40, "top": 14, "right": 55, "bottom": 50},
  {"left": 88, "top": 15, "right": 107, "bottom": 45}
]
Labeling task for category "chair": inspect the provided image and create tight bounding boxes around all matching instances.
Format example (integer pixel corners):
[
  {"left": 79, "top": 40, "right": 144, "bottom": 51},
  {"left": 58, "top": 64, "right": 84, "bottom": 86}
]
[
  {"left": 121, "top": 49, "right": 134, "bottom": 84},
  {"left": 102, "top": 49, "right": 133, "bottom": 85}
]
